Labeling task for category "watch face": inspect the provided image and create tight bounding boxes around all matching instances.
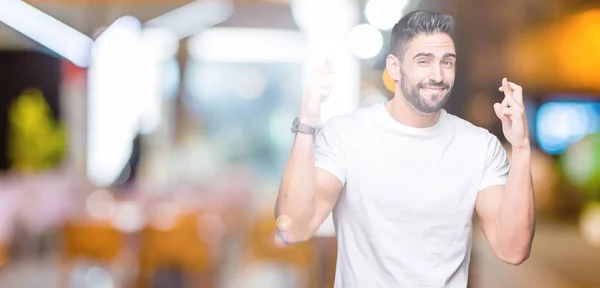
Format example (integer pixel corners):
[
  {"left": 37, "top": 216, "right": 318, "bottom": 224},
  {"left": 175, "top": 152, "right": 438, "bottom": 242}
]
[{"left": 291, "top": 117, "right": 299, "bottom": 133}]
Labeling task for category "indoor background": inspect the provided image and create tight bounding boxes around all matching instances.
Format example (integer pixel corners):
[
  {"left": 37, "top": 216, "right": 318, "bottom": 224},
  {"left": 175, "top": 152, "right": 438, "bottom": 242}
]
[{"left": 0, "top": 0, "right": 599, "bottom": 287}]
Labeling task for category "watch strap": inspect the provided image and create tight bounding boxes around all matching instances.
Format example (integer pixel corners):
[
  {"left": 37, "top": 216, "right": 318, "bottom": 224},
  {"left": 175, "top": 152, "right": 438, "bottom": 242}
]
[{"left": 292, "top": 117, "right": 316, "bottom": 135}]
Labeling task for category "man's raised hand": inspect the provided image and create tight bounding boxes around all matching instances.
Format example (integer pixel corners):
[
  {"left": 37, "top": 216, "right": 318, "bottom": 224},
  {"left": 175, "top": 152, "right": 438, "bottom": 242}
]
[{"left": 299, "top": 58, "right": 334, "bottom": 126}]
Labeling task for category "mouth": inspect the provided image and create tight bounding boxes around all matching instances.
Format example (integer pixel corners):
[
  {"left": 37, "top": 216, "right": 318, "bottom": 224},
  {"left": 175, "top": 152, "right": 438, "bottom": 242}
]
[{"left": 420, "top": 87, "right": 446, "bottom": 93}]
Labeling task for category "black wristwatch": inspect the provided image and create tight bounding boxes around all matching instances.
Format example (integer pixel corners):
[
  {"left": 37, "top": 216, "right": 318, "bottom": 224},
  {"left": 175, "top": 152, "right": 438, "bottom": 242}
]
[{"left": 291, "top": 117, "right": 316, "bottom": 135}]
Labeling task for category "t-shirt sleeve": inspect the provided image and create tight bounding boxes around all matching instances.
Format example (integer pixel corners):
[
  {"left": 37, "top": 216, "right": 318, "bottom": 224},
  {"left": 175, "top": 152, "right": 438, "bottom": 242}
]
[
  {"left": 314, "top": 117, "right": 347, "bottom": 185},
  {"left": 479, "top": 132, "right": 510, "bottom": 191}
]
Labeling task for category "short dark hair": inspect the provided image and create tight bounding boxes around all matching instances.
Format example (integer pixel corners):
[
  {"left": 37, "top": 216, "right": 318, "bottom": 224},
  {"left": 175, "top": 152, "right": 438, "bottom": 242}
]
[{"left": 390, "top": 10, "right": 455, "bottom": 58}]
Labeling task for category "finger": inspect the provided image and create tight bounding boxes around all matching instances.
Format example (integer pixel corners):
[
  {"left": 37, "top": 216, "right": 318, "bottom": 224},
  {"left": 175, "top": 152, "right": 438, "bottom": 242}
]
[
  {"left": 319, "top": 83, "right": 333, "bottom": 98},
  {"left": 501, "top": 78, "right": 524, "bottom": 105},
  {"left": 321, "top": 58, "right": 334, "bottom": 75},
  {"left": 320, "top": 80, "right": 332, "bottom": 91},
  {"left": 493, "top": 103, "right": 504, "bottom": 120},
  {"left": 500, "top": 78, "right": 510, "bottom": 107},
  {"left": 506, "top": 81, "right": 523, "bottom": 105},
  {"left": 501, "top": 96, "right": 508, "bottom": 107},
  {"left": 502, "top": 78, "right": 512, "bottom": 97},
  {"left": 502, "top": 106, "right": 514, "bottom": 118},
  {"left": 503, "top": 94, "right": 520, "bottom": 110},
  {"left": 494, "top": 103, "right": 510, "bottom": 121},
  {"left": 501, "top": 106, "right": 525, "bottom": 124},
  {"left": 320, "top": 88, "right": 332, "bottom": 98},
  {"left": 500, "top": 106, "right": 513, "bottom": 130},
  {"left": 310, "top": 59, "right": 332, "bottom": 81},
  {"left": 501, "top": 78, "right": 521, "bottom": 110}
]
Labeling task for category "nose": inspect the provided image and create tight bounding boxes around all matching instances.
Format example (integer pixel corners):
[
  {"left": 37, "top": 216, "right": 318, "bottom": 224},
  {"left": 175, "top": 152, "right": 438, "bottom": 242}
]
[{"left": 430, "top": 64, "right": 443, "bottom": 83}]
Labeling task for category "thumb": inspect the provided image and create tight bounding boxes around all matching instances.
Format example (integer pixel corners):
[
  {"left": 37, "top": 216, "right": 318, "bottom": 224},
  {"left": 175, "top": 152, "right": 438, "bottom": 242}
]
[
  {"left": 494, "top": 103, "right": 511, "bottom": 131},
  {"left": 493, "top": 103, "right": 504, "bottom": 121}
]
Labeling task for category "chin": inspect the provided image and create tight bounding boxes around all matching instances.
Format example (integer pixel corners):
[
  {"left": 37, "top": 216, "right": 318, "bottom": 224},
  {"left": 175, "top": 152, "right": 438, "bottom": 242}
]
[
  {"left": 416, "top": 107, "right": 443, "bottom": 115},
  {"left": 418, "top": 100, "right": 448, "bottom": 114},
  {"left": 428, "top": 94, "right": 450, "bottom": 106},
  {"left": 409, "top": 102, "right": 442, "bottom": 114},
  {"left": 420, "top": 91, "right": 448, "bottom": 101}
]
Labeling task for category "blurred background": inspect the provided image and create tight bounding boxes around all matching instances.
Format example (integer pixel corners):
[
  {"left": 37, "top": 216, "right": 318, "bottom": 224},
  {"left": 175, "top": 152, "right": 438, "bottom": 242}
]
[{"left": 0, "top": 0, "right": 600, "bottom": 287}]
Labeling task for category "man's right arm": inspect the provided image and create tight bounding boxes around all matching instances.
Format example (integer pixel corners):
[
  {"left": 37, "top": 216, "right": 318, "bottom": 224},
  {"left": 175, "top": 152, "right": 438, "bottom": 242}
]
[
  {"left": 275, "top": 58, "right": 343, "bottom": 243},
  {"left": 275, "top": 121, "right": 345, "bottom": 243}
]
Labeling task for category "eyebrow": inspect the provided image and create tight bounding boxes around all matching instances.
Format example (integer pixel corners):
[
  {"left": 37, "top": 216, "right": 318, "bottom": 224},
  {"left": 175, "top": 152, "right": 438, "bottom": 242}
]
[
  {"left": 443, "top": 53, "right": 457, "bottom": 59},
  {"left": 413, "top": 53, "right": 434, "bottom": 59},
  {"left": 412, "top": 52, "right": 457, "bottom": 59}
]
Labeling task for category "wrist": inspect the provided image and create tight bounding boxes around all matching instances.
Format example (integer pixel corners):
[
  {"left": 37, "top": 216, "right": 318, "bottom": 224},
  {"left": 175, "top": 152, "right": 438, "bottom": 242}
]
[
  {"left": 511, "top": 140, "right": 531, "bottom": 154},
  {"left": 298, "top": 115, "right": 318, "bottom": 127}
]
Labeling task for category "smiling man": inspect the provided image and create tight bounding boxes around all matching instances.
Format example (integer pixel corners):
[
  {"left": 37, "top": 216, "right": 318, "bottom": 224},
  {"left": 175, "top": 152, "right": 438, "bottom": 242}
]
[{"left": 275, "top": 10, "right": 535, "bottom": 288}]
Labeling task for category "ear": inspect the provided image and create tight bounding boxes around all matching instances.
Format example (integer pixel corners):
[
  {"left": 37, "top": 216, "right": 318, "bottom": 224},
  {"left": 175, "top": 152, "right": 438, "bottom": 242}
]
[{"left": 385, "top": 54, "right": 401, "bottom": 81}]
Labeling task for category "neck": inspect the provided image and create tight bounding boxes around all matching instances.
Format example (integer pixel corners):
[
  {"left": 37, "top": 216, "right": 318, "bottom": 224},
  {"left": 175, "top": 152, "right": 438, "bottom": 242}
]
[{"left": 385, "top": 96, "right": 441, "bottom": 128}]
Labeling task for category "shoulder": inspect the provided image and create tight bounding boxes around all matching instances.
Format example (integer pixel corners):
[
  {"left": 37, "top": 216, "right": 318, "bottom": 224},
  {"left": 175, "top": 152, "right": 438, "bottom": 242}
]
[
  {"left": 324, "top": 104, "right": 380, "bottom": 129},
  {"left": 444, "top": 113, "right": 507, "bottom": 168},
  {"left": 316, "top": 105, "right": 381, "bottom": 149},
  {"left": 444, "top": 111, "right": 497, "bottom": 142},
  {"left": 445, "top": 112, "right": 487, "bottom": 134},
  {"left": 445, "top": 112, "right": 506, "bottom": 157}
]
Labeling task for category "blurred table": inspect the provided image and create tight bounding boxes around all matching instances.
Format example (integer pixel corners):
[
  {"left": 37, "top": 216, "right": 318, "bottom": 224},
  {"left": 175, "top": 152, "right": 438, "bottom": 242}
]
[
  {"left": 473, "top": 221, "right": 600, "bottom": 288},
  {"left": 1, "top": 221, "right": 600, "bottom": 288}
]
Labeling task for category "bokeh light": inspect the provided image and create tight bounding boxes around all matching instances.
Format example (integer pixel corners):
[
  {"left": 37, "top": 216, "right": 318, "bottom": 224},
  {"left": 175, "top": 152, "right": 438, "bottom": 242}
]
[
  {"left": 364, "top": 0, "right": 408, "bottom": 30},
  {"left": 561, "top": 134, "right": 600, "bottom": 198},
  {"left": 580, "top": 202, "right": 600, "bottom": 248},
  {"left": 467, "top": 92, "right": 496, "bottom": 127},
  {"left": 382, "top": 69, "right": 395, "bottom": 93},
  {"left": 361, "top": 92, "right": 388, "bottom": 108},
  {"left": 86, "top": 189, "right": 116, "bottom": 220},
  {"left": 536, "top": 101, "right": 600, "bottom": 155},
  {"left": 347, "top": 24, "right": 383, "bottom": 59}
]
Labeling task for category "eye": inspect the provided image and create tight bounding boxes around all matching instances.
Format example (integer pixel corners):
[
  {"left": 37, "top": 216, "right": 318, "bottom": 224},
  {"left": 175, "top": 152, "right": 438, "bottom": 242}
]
[
  {"left": 442, "top": 60, "right": 454, "bottom": 68},
  {"left": 418, "top": 60, "right": 429, "bottom": 66}
]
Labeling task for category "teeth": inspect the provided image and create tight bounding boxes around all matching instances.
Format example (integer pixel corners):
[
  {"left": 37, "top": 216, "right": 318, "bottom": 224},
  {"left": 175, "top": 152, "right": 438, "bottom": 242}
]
[{"left": 421, "top": 88, "right": 443, "bottom": 93}]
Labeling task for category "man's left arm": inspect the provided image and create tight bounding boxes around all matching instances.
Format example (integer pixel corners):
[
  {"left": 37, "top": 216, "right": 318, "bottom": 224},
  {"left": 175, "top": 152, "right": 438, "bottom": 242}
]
[{"left": 475, "top": 78, "right": 535, "bottom": 266}]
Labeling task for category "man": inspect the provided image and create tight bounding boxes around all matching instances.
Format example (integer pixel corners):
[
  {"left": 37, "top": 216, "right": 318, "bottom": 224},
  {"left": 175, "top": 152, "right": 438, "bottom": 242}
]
[{"left": 275, "top": 10, "right": 535, "bottom": 287}]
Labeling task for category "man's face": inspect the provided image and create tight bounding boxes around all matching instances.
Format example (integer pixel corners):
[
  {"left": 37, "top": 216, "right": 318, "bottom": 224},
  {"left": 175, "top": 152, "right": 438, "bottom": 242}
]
[{"left": 387, "top": 33, "right": 456, "bottom": 114}]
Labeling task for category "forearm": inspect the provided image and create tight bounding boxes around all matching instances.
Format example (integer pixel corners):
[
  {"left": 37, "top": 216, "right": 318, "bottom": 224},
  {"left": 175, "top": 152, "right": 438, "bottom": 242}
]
[
  {"left": 275, "top": 133, "right": 317, "bottom": 242},
  {"left": 495, "top": 145, "right": 535, "bottom": 263}
]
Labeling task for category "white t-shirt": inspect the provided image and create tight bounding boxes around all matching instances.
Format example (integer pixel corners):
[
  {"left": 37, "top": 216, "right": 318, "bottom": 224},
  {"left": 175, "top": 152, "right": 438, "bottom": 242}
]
[{"left": 314, "top": 103, "right": 509, "bottom": 288}]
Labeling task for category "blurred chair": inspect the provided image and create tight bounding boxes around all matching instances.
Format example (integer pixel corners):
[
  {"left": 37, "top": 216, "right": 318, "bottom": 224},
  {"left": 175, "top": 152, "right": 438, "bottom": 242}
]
[
  {"left": 0, "top": 242, "right": 7, "bottom": 268},
  {"left": 313, "top": 236, "right": 337, "bottom": 288},
  {"left": 237, "top": 214, "right": 317, "bottom": 288},
  {"left": 137, "top": 210, "right": 216, "bottom": 288},
  {"left": 323, "top": 250, "right": 337, "bottom": 288},
  {"left": 60, "top": 220, "right": 125, "bottom": 287}
]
